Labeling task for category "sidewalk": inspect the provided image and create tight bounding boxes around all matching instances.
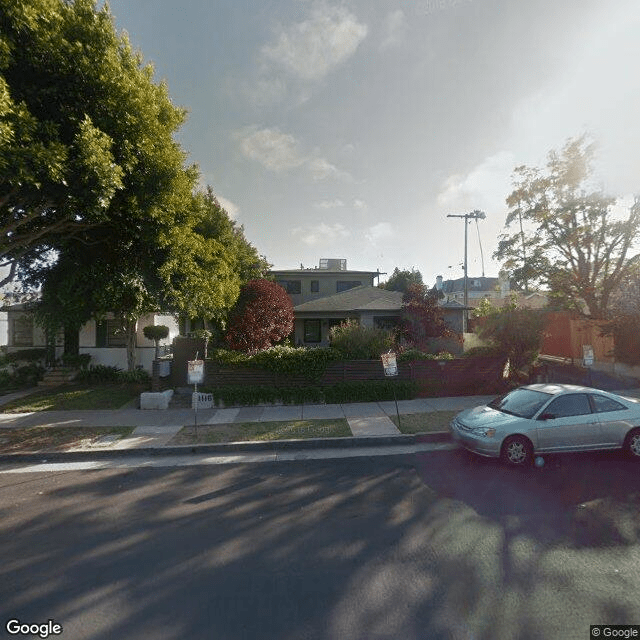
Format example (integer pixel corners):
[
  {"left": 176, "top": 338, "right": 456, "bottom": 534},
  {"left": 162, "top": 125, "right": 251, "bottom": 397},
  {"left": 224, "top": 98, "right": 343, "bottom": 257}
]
[
  {"left": 0, "top": 394, "right": 496, "bottom": 459},
  {"left": 4, "top": 387, "right": 637, "bottom": 462}
]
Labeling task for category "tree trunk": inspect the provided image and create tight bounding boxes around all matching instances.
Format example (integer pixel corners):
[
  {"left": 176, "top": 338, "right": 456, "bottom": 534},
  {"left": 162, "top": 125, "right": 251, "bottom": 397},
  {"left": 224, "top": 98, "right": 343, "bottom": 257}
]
[{"left": 125, "top": 318, "right": 137, "bottom": 371}]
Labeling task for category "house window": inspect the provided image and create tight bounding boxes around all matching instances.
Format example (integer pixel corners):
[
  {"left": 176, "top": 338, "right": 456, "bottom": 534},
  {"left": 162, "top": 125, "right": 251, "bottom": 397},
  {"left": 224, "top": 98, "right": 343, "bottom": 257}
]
[
  {"left": 278, "top": 280, "right": 302, "bottom": 294},
  {"left": 310, "top": 280, "right": 319, "bottom": 293},
  {"left": 12, "top": 315, "right": 34, "bottom": 347},
  {"left": 303, "top": 320, "right": 321, "bottom": 343},
  {"left": 374, "top": 317, "right": 400, "bottom": 330},
  {"left": 336, "top": 280, "right": 361, "bottom": 292},
  {"left": 96, "top": 319, "right": 128, "bottom": 347}
]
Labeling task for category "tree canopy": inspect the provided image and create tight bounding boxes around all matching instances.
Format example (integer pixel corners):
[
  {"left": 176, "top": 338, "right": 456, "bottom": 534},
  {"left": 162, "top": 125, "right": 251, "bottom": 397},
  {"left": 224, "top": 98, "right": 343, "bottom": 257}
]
[
  {"left": 2, "top": 0, "right": 269, "bottom": 368},
  {"left": 494, "top": 136, "right": 640, "bottom": 319},
  {"left": 225, "top": 280, "right": 294, "bottom": 354},
  {"left": 380, "top": 267, "right": 424, "bottom": 293},
  {"left": 1, "top": 0, "right": 197, "bottom": 286},
  {"left": 400, "top": 283, "right": 451, "bottom": 349}
]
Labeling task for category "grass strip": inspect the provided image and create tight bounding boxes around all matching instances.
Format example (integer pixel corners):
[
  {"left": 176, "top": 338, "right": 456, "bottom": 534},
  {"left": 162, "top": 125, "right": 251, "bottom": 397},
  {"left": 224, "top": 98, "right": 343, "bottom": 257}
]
[
  {"left": 1, "top": 385, "right": 141, "bottom": 412},
  {"left": 169, "top": 419, "right": 352, "bottom": 444},
  {"left": 390, "top": 410, "right": 458, "bottom": 434},
  {"left": 0, "top": 426, "right": 135, "bottom": 453}
]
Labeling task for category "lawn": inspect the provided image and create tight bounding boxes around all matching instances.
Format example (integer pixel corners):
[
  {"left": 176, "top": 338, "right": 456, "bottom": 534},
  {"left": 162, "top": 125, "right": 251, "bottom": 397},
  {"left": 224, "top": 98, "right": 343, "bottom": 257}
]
[
  {"left": 0, "top": 384, "right": 142, "bottom": 412},
  {"left": 0, "top": 426, "right": 135, "bottom": 453},
  {"left": 390, "top": 410, "right": 458, "bottom": 434},
  {"left": 169, "top": 418, "right": 352, "bottom": 444}
]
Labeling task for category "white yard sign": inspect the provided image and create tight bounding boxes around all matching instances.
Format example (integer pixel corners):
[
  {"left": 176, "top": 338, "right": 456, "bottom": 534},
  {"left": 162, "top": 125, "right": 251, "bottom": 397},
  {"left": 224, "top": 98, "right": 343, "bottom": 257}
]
[
  {"left": 187, "top": 359, "right": 205, "bottom": 385},
  {"left": 381, "top": 352, "right": 398, "bottom": 377}
]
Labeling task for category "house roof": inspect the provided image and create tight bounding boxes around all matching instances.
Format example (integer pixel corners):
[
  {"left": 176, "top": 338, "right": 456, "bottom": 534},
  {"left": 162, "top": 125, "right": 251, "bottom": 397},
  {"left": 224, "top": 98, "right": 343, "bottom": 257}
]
[{"left": 293, "top": 286, "right": 403, "bottom": 313}]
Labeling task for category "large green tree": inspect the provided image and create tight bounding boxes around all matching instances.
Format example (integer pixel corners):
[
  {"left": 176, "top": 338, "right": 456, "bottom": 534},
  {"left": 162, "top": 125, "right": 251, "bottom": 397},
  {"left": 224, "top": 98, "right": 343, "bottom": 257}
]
[
  {"left": 2, "top": 0, "right": 269, "bottom": 369},
  {"left": 379, "top": 267, "right": 424, "bottom": 293},
  {"left": 0, "top": 0, "right": 195, "bottom": 286},
  {"left": 494, "top": 136, "right": 640, "bottom": 319}
]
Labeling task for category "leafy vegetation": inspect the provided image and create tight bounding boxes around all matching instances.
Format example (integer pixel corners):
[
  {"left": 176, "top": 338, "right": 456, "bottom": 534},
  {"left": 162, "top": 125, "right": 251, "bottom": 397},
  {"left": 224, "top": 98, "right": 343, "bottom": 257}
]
[
  {"left": 473, "top": 299, "right": 547, "bottom": 373},
  {"left": 204, "top": 379, "right": 418, "bottom": 407},
  {"left": 494, "top": 136, "right": 640, "bottom": 318},
  {"left": 329, "top": 320, "right": 394, "bottom": 359},
  {"left": 379, "top": 267, "right": 424, "bottom": 293},
  {"left": 400, "top": 284, "right": 452, "bottom": 349},
  {"left": 74, "top": 364, "right": 149, "bottom": 385},
  {"left": 225, "top": 279, "right": 294, "bottom": 353}
]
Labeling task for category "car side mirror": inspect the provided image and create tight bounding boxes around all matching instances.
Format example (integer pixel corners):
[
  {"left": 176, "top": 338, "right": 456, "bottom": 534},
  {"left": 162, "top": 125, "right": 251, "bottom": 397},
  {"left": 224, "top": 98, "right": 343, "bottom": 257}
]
[{"left": 538, "top": 412, "right": 554, "bottom": 421}]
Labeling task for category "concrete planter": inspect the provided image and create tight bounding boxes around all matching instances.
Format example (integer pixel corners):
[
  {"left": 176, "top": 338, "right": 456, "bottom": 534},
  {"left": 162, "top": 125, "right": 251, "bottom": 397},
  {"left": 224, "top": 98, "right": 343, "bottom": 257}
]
[{"left": 140, "top": 389, "right": 174, "bottom": 410}]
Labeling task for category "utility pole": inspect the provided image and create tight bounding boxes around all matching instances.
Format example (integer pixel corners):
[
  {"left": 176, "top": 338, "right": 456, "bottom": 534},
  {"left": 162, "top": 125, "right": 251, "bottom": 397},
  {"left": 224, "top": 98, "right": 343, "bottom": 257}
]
[{"left": 447, "top": 210, "right": 486, "bottom": 333}]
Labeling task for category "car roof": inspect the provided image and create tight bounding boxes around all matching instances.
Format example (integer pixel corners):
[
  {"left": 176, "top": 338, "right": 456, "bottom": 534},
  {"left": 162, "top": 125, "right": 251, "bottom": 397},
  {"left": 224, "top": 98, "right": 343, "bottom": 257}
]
[{"left": 523, "top": 383, "right": 608, "bottom": 396}]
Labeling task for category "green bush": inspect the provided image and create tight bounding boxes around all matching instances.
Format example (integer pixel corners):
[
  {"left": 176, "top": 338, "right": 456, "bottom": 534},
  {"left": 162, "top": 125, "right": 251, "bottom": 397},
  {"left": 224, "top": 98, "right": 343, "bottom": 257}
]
[
  {"left": 323, "top": 380, "right": 418, "bottom": 404},
  {"left": 329, "top": 320, "right": 394, "bottom": 360},
  {"left": 397, "top": 348, "right": 454, "bottom": 362},
  {"left": 75, "top": 365, "right": 122, "bottom": 384},
  {"left": 75, "top": 364, "right": 151, "bottom": 385},
  {"left": 0, "top": 363, "right": 46, "bottom": 389},
  {"left": 205, "top": 380, "right": 418, "bottom": 407},
  {"left": 208, "top": 345, "right": 341, "bottom": 381},
  {"left": 6, "top": 349, "right": 47, "bottom": 363},
  {"left": 119, "top": 368, "right": 150, "bottom": 383},
  {"left": 61, "top": 353, "right": 92, "bottom": 369}
]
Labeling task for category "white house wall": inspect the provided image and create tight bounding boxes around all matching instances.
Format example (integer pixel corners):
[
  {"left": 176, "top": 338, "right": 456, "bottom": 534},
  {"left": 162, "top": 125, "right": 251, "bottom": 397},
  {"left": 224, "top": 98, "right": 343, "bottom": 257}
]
[{"left": 79, "top": 347, "right": 156, "bottom": 372}]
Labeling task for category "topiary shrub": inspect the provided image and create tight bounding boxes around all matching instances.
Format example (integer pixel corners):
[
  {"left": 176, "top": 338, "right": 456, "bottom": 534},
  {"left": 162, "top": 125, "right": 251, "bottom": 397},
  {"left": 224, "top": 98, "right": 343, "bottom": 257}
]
[{"left": 143, "top": 325, "right": 170, "bottom": 359}]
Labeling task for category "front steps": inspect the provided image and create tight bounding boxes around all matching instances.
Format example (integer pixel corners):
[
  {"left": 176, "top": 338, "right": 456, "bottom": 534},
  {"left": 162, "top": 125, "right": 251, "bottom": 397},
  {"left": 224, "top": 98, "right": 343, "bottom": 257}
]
[{"left": 38, "top": 368, "right": 78, "bottom": 387}]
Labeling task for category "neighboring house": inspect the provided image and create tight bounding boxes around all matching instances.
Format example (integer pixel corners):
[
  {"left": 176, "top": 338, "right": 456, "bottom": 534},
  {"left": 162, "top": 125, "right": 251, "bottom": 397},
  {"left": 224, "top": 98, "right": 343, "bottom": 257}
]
[
  {"left": 433, "top": 272, "right": 548, "bottom": 309},
  {"left": 272, "top": 258, "right": 384, "bottom": 307},
  {"left": 3, "top": 304, "right": 178, "bottom": 372},
  {"left": 292, "top": 286, "right": 403, "bottom": 347}
]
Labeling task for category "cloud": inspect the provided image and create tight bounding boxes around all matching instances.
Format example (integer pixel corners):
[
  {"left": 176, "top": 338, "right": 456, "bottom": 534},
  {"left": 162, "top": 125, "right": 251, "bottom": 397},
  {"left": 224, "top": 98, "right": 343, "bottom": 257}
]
[
  {"left": 216, "top": 195, "right": 239, "bottom": 220},
  {"left": 261, "top": 4, "right": 368, "bottom": 82},
  {"left": 381, "top": 10, "right": 406, "bottom": 49},
  {"left": 352, "top": 198, "right": 368, "bottom": 210},
  {"left": 314, "top": 199, "right": 345, "bottom": 209},
  {"left": 365, "top": 222, "right": 393, "bottom": 243},
  {"left": 292, "top": 222, "right": 351, "bottom": 245},
  {"left": 307, "top": 157, "right": 352, "bottom": 182},
  {"left": 238, "top": 126, "right": 351, "bottom": 181},
  {"left": 238, "top": 127, "right": 306, "bottom": 172},
  {"left": 437, "top": 151, "right": 516, "bottom": 213}
]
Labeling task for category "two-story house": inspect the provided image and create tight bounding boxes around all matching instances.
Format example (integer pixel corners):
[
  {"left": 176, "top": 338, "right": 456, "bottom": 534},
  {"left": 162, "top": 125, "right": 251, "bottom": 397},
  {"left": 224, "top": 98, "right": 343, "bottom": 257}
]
[
  {"left": 272, "top": 259, "right": 384, "bottom": 306},
  {"left": 271, "top": 259, "right": 396, "bottom": 346}
]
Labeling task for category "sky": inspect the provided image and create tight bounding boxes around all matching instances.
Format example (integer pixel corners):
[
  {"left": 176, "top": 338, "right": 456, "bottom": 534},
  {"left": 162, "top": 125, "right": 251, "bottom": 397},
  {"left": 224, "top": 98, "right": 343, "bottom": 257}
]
[{"left": 104, "top": 0, "right": 640, "bottom": 286}]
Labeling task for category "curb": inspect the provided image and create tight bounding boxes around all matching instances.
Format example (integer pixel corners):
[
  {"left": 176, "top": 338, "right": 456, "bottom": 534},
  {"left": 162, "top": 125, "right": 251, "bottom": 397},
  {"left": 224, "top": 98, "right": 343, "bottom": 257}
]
[{"left": 0, "top": 431, "right": 453, "bottom": 463}]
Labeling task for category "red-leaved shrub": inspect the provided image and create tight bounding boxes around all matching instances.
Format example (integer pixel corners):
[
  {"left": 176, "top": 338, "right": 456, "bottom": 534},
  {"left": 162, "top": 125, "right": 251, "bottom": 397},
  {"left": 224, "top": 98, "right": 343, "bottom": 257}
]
[{"left": 225, "top": 279, "right": 294, "bottom": 353}]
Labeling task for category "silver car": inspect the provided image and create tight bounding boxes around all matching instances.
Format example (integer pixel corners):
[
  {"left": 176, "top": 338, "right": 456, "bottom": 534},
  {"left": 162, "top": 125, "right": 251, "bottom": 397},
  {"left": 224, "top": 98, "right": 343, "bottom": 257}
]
[{"left": 449, "top": 384, "right": 640, "bottom": 466}]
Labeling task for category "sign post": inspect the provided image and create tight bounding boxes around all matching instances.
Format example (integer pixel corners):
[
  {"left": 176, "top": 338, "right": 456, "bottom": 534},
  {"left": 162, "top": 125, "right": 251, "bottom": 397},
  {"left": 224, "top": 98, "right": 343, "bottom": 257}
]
[
  {"left": 381, "top": 351, "right": 401, "bottom": 430},
  {"left": 188, "top": 357, "right": 205, "bottom": 428},
  {"left": 583, "top": 345, "right": 594, "bottom": 386}
]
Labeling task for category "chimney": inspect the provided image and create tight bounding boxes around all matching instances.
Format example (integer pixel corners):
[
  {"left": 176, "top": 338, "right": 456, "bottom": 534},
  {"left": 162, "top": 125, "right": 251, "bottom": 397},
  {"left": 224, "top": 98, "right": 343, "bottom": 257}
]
[{"left": 436, "top": 275, "right": 443, "bottom": 291}]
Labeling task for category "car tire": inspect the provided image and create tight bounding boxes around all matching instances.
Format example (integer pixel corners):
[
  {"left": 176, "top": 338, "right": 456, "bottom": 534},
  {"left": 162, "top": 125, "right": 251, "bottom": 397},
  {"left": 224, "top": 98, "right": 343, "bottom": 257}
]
[
  {"left": 501, "top": 435, "right": 533, "bottom": 467},
  {"left": 624, "top": 428, "right": 640, "bottom": 459}
]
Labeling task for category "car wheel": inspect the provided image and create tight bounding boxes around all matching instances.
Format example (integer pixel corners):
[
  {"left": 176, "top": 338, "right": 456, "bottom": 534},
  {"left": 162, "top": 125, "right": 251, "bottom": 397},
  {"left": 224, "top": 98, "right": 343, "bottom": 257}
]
[
  {"left": 501, "top": 435, "right": 533, "bottom": 467},
  {"left": 624, "top": 428, "right": 640, "bottom": 459}
]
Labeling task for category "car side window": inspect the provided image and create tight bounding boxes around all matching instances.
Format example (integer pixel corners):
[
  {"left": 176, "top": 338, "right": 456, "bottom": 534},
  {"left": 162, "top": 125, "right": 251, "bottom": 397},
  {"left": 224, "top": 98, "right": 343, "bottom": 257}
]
[
  {"left": 590, "top": 395, "right": 627, "bottom": 413},
  {"left": 544, "top": 394, "right": 592, "bottom": 418}
]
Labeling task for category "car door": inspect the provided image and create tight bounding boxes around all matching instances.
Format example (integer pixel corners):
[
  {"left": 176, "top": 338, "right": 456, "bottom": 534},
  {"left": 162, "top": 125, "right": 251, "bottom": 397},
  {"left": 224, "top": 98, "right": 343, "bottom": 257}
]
[
  {"left": 535, "top": 393, "right": 600, "bottom": 451},
  {"left": 589, "top": 394, "right": 634, "bottom": 448}
]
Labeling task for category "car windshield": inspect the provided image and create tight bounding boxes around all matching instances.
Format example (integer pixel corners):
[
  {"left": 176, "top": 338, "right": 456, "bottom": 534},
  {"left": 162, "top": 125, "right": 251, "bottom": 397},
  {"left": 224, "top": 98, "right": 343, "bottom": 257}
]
[{"left": 488, "top": 388, "right": 552, "bottom": 419}]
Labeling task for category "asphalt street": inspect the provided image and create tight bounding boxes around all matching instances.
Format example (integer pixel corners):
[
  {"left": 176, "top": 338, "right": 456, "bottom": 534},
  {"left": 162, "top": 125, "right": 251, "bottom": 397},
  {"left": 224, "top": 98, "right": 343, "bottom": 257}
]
[{"left": 1, "top": 449, "right": 639, "bottom": 640}]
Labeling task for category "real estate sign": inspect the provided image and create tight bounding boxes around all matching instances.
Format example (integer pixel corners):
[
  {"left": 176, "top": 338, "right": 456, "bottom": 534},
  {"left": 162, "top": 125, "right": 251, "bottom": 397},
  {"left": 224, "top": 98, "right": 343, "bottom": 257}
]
[
  {"left": 187, "top": 359, "right": 205, "bottom": 385},
  {"left": 381, "top": 352, "right": 398, "bottom": 377}
]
